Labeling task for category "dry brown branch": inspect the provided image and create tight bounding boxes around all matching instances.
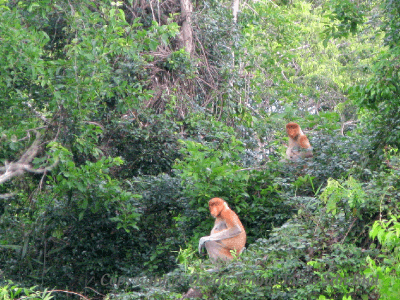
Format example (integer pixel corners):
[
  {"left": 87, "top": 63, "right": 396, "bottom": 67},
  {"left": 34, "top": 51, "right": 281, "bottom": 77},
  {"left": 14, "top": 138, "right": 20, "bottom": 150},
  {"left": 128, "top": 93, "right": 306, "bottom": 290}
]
[
  {"left": 341, "top": 217, "right": 358, "bottom": 244},
  {"left": 123, "top": 2, "right": 139, "bottom": 20},
  {"left": 83, "top": 121, "right": 105, "bottom": 131},
  {"left": 28, "top": 289, "right": 90, "bottom": 300},
  {"left": 135, "top": 9, "right": 227, "bottom": 117},
  {"left": 0, "top": 131, "right": 59, "bottom": 188},
  {"left": 194, "top": 33, "right": 217, "bottom": 86}
]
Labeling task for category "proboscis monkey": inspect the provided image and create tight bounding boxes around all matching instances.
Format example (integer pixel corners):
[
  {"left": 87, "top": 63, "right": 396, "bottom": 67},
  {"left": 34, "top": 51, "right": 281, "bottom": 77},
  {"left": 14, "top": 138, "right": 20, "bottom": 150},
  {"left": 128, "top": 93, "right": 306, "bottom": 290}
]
[
  {"left": 198, "top": 198, "right": 246, "bottom": 262},
  {"left": 286, "top": 122, "right": 313, "bottom": 160}
]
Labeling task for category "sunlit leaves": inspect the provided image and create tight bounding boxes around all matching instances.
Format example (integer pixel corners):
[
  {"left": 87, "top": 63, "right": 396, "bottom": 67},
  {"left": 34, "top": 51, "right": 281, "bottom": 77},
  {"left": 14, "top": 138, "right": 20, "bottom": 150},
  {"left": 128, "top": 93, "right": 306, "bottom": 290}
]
[
  {"left": 322, "top": 0, "right": 366, "bottom": 46},
  {"left": 174, "top": 136, "right": 249, "bottom": 207},
  {"left": 320, "top": 177, "right": 366, "bottom": 218}
]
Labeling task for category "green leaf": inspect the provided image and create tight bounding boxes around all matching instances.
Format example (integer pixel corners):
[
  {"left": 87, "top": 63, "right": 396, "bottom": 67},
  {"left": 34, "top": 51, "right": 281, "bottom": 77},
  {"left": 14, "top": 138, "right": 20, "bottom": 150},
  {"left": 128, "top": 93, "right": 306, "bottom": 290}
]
[{"left": 149, "top": 40, "right": 158, "bottom": 51}]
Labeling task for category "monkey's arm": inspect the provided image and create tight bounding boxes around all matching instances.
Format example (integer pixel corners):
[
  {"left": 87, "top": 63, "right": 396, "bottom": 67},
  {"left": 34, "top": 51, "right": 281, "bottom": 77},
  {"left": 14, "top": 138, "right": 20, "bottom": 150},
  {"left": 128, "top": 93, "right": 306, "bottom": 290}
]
[
  {"left": 198, "top": 225, "right": 242, "bottom": 254},
  {"left": 202, "top": 240, "right": 225, "bottom": 260}
]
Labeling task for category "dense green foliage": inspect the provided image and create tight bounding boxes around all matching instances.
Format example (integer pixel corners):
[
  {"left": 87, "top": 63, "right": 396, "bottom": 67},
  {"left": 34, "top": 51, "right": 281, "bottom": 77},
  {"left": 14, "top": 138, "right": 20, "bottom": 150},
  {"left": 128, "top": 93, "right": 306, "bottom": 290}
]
[{"left": 1, "top": 0, "right": 400, "bottom": 299}]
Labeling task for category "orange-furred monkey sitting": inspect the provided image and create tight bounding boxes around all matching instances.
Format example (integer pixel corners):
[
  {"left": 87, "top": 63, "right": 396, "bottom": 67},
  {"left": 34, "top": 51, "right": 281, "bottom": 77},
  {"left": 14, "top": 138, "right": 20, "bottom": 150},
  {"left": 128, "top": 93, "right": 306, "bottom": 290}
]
[
  {"left": 198, "top": 198, "right": 246, "bottom": 262},
  {"left": 286, "top": 122, "right": 313, "bottom": 160}
]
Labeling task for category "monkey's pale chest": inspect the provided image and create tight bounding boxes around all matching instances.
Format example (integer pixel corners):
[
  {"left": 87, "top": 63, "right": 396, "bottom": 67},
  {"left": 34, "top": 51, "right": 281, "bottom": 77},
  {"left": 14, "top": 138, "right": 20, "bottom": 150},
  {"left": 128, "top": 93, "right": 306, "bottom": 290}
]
[{"left": 211, "top": 219, "right": 227, "bottom": 235}]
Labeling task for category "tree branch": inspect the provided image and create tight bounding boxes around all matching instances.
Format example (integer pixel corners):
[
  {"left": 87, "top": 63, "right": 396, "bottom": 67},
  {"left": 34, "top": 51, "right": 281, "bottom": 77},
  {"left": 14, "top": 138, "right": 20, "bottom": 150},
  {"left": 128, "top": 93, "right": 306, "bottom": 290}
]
[
  {"left": 0, "top": 131, "right": 59, "bottom": 189},
  {"left": 341, "top": 120, "right": 358, "bottom": 136}
]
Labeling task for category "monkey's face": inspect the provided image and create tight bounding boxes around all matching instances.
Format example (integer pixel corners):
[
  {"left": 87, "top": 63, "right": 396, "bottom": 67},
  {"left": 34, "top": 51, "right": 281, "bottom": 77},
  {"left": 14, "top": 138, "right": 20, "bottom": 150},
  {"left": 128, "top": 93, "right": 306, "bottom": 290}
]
[
  {"left": 209, "top": 198, "right": 225, "bottom": 218},
  {"left": 286, "top": 123, "right": 300, "bottom": 139}
]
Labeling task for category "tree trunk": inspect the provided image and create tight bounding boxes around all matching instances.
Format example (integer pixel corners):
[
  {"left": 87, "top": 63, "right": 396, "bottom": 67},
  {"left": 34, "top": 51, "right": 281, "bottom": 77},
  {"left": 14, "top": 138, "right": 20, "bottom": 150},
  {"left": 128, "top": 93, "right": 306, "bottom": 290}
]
[
  {"left": 232, "top": 0, "right": 239, "bottom": 23},
  {"left": 180, "top": 0, "right": 193, "bottom": 56}
]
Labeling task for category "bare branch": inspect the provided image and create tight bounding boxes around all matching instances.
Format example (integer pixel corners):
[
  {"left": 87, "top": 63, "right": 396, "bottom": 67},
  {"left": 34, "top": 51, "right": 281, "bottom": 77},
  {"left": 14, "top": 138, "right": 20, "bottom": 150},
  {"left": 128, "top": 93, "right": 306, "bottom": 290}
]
[
  {"left": 82, "top": 121, "right": 105, "bottom": 131},
  {"left": 341, "top": 120, "right": 358, "bottom": 136},
  {"left": 24, "top": 102, "right": 49, "bottom": 124},
  {"left": 18, "top": 131, "right": 41, "bottom": 163},
  {"left": 0, "top": 193, "right": 15, "bottom": 199},
  {"left": 0, "top": 130, "right": 59, "bottom": 189}
]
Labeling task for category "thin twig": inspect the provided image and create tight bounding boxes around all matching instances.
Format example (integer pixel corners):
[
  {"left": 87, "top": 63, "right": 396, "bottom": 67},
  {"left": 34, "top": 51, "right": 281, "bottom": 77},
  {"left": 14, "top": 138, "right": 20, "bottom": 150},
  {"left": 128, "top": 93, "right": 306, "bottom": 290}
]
[
  {"left": 83, "top": 121, "right": 105, "bottom": 131},
  {"left": 149, "top": 0, "right": 156, "bottom": 23},
  {"left": 85, "top": 286, "right": 105, "bottom": 297},
  {"left": 47, "top": 289, "right": 90, "bottom": 300},
  {"left": 243, "top": 2, "right": 259, "bottom": 15},
  {"left": 341, "top": 217, "right": 357, "bottom": 244},
  {"left": 236, "top": 166, "right": 267, "bottom": 172}
]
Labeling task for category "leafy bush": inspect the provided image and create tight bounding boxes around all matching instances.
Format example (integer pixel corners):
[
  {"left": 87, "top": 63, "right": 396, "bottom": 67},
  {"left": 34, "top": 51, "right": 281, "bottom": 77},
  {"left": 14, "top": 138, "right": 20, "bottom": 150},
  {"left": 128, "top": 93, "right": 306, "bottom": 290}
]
[
  {"left": 0, "top": 281, "right": 53, "bottom": 300},
  {"left": 364, "top": 148, "right": 400, "bottom": 299},
  {"left": 110, "top": 175, "right": 381, "bottom": 299},
  {"left": 125, "top": 174, "right": 197, "bottom": 275},
  {"left": 105, "top": 115, "right": 182, "bottom": 178}
]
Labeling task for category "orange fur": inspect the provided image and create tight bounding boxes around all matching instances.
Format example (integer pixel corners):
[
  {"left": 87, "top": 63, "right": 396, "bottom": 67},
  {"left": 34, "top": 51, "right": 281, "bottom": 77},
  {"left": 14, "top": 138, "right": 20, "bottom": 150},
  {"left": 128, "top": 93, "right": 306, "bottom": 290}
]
[
  {"left": 286, "top": 122, "right": 301, "bottom": 139},
  {"left": 299, "top": 135, "right": 311, "bottom": 149},
  {"left": 285, "top": 122, "right": 313, "bottom": 160},
  {"left": 203, "top": 198, "right": 246, "bottom": 261}
]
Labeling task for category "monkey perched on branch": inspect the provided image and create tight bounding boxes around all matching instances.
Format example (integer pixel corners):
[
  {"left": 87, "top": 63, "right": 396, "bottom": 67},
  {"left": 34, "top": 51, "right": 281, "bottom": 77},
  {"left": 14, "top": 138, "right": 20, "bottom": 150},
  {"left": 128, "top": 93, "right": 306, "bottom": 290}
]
[
  {"left": 199, "top": 198, "right": 246, "bottom": 262},
  {"left": 286, "top": 122, "right": 313, "bottom": 161}
]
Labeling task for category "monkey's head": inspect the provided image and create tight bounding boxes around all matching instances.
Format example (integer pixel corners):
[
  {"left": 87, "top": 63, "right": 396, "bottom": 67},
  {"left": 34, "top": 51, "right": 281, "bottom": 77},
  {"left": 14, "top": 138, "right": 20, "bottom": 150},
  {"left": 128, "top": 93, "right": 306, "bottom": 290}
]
[
  {"left": 286, "top": 122, "right": 301, "bottom": 139},
  {"left": 299, "top": 135, "right": 311, "bottom": 149},
  {"left": 209, "top": 198, "right": 228, "bottom": 218}
]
